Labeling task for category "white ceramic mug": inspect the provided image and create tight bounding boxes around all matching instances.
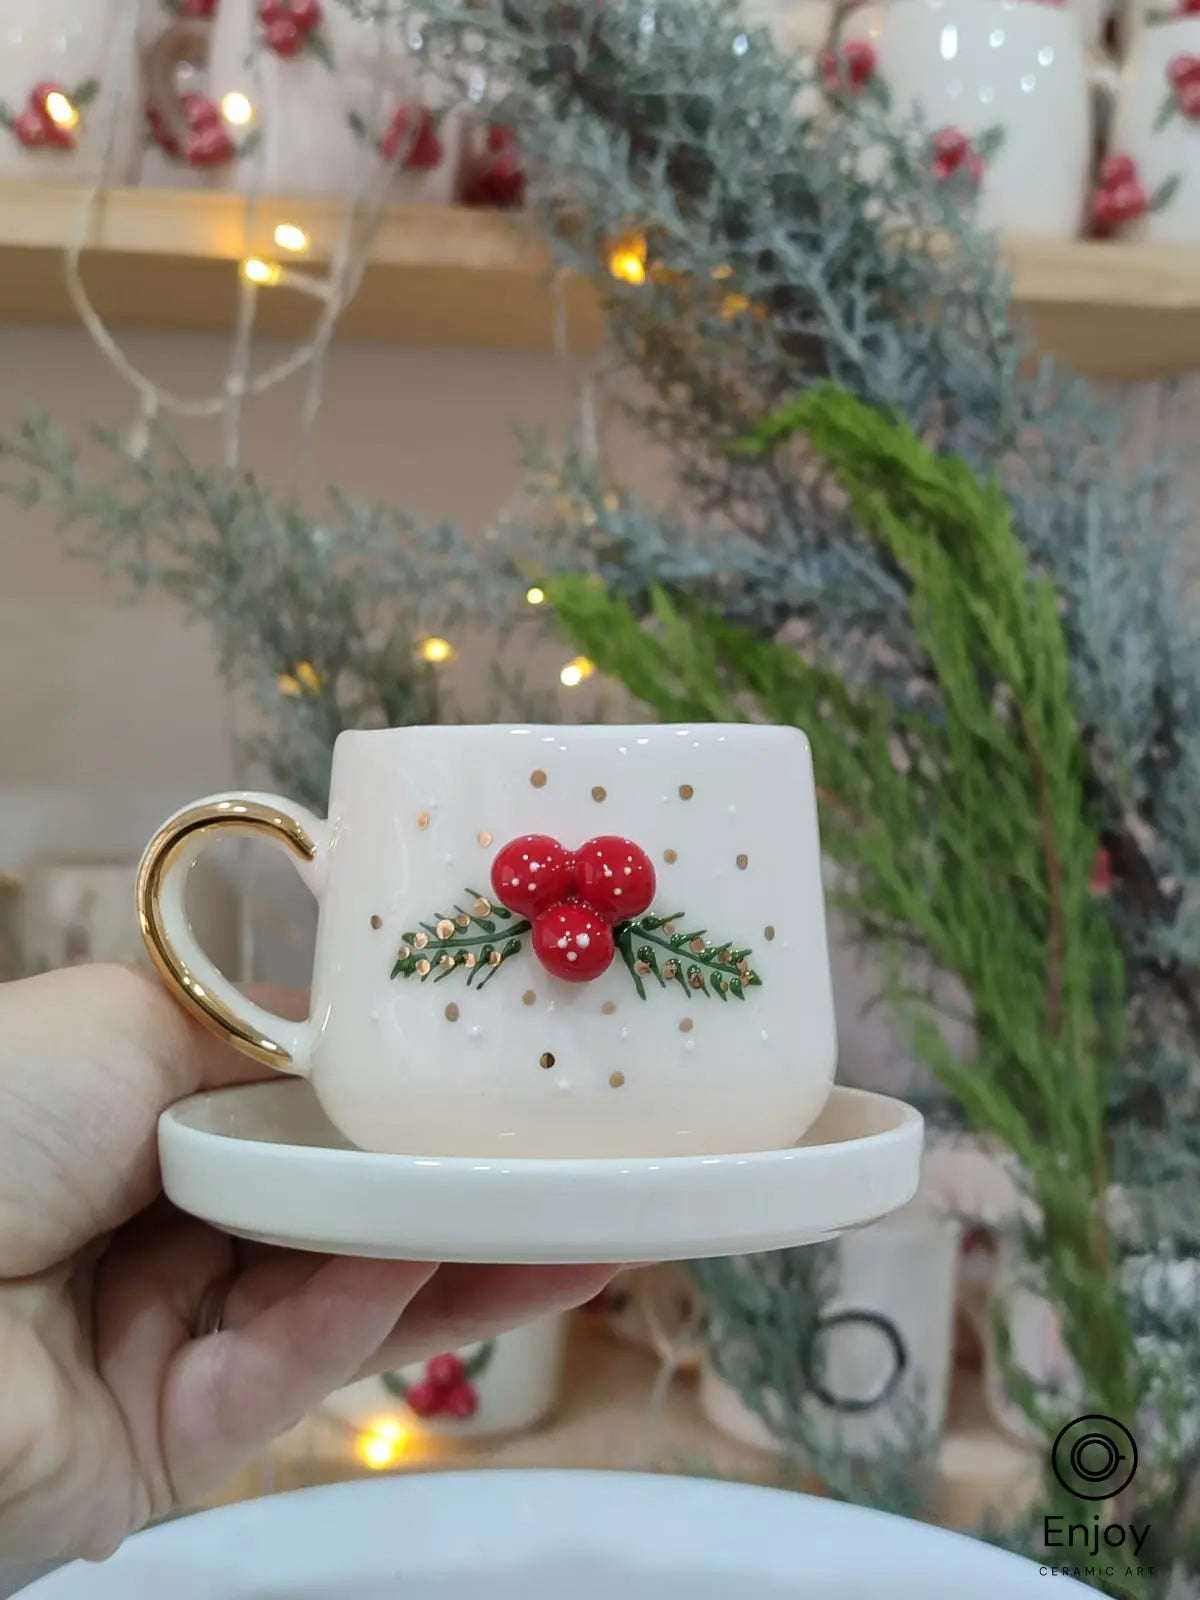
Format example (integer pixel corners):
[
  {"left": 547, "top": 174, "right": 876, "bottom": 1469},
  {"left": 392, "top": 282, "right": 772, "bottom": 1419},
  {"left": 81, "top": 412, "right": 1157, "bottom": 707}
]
[
  {"left": 136, "top": 723, "right": 838, "bottom": 1159},
  {"left": 837, "top": 0, "right": 1102, "bottom": 238},
  {"left": 167, "top": 0, "right": 462, "bottom": 198},
  {"left": 325, "top": 1312, "right": 569, "bottom": 1441},
  {"left": 698, "top": 1199, "right": 961, "bottom": 1459},
  {"left": 1091, "top": 16, "right": 1200, "bottom": 239},
  {"left": 0, "top": 0, "right": 143, "bottom": 183}
]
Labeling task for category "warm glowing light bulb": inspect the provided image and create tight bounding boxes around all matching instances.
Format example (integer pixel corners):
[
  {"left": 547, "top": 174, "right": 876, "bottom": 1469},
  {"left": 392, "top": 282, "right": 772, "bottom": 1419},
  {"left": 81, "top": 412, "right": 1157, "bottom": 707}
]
[
  {"left": 607, "top": 233, "right": 647, "bottom": 286},
  {"left": 525, "top": 586, "right": 546, "bottom": 606},
  {"left": 221, "top": 91, "right": 255, "bottom": 126},
  {"left": 45, "top": 92, "right": 79, "bottom": 130},
  {"left": 241, "top": 257, "right": 281, "bottom": 286},
  {"left": 274, "top": 222, "right": 310, "bottom": 253},
  {"left": 419, "top": 637, "right": 454, "bottom": 664},
  {"left": 354, "top": 1417, "right": 411, "bottom": 1470},
  {"left": 559, "top": 656, "right": 595, "bottom": 688}
]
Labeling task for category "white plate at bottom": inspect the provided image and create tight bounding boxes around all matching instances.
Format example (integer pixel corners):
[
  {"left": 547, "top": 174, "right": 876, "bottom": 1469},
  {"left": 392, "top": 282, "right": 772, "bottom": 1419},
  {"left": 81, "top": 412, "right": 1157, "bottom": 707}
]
[
  {"left": 21, "top": 1469, "right": 1088, "bottom": 1598},
  {"left": 159, "top": 1082, "right": 922, "bottom": 1263}
]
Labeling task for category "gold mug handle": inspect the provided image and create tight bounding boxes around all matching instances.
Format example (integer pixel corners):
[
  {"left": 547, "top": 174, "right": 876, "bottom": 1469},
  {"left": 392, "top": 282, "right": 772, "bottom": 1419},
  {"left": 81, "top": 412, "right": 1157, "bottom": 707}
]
[{"left": 136, "top": 793, "right": 326, "bottom": 1072}]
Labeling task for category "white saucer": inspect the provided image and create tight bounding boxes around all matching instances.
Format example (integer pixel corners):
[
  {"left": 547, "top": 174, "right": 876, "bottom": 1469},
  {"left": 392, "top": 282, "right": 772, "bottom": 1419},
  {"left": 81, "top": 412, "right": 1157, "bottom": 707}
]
[
  {"left": 159, "top": 1082, "right": 921, "bottom": 1264},
  {"left": 21, "top": 1469, "right": 1088, "bottom": 1597}
]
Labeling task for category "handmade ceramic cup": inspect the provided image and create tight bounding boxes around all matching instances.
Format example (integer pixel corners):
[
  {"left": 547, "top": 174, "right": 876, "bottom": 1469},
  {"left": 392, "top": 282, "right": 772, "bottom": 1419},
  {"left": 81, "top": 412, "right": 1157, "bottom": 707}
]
[
  {"left": 836, "top": 0, "right": 1103, "bottom": 238},
  {"left": 147, "top": 0, "right": 462, "bottom": 199},
  {"left": 0, "top": 0, "right": 143, "bottom": 183},
  {"left": 1091, "top": 16, "right": 1200, "bottom": 240},
  {"left": 698, "top": 1198, "right": 961, "bottom": 1459},
  {"left": 137, "top": 724, "right": 837, "bottom": 1159}
]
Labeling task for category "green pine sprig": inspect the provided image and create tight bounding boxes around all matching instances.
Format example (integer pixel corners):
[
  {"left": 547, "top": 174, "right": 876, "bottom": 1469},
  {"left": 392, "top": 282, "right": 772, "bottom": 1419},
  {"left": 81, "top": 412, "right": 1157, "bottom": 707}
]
[
  {"left": 615, "top": 912, "right": 761, "bottom": 1002},
  {"left": 390, "top": 893, "right": 531, "bottom": 990}
]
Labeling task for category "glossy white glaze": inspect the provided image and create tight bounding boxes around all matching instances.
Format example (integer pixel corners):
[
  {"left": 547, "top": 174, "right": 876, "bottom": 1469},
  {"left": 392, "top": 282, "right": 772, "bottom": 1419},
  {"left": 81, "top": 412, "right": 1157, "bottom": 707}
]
[
  {"left": 0, "top": 1, "right": 141, "bottom": 183},
  {"left": 149, "top": 723, "right": 838, "bottom": 1158},
  {"left": 204, "top": 0, "right": 462, "bottom": 200},
  {"left": 842, "top": 0, "right": 1097, "bottom": 239},
  {"left": 20, "top": 1469, "right": 1094, "bottom": 1598},
  {"left": 1108, "top": 17, "right": 1200, "bottom": 241},
  {"left": 157, "top": 1082, "right": 922, "bottom": 1263}
]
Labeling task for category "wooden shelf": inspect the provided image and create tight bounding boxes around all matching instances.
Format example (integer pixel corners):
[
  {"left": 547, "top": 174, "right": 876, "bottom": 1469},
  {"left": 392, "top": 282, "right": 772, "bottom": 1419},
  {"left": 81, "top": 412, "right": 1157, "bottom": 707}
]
[
  {"left": 198, "top": 1318, "right": 1038, "bottom": 1533},
  {"left": 0, "top": 182, "right": 1196, "bottom": 374}
]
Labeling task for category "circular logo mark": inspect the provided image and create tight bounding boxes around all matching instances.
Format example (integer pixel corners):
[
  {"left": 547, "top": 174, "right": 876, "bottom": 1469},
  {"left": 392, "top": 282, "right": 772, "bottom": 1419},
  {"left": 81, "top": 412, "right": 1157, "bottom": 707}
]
[{"left": 1051, "top": 1415, "right": 1138, "bottom": 1501}]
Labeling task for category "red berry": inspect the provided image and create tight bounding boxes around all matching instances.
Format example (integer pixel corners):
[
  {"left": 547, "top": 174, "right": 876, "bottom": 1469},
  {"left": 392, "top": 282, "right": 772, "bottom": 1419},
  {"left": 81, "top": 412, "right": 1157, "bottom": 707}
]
[
  {"left": 426, "top": 1352, "right": 465, "bottom": 1389},
  {"left": 1111, "top": 178, "right": 1148, "bottom": 219},
  {"left": 442, "top": 1382, "right": 478, "bottom": 1419},
  {"left": 842, "top": 39, "right": 876, "bottom": 88},
  {"left": 13, "top": 108, "right": 49, "bottom": 148},
  {"left": 931, "top": 125, "right": 969, "bottom": 172},
  {"left": 1088, "top": 847, "right": 1114, "bottom": 893},
  {"left": 532, "top": 901, "right": 616, "bottom": 982},
  {"left": 573, "top": 836, "right": 655, "bottom": 924},
  {"left": 486, "top": 124, "right": 516, "bottom": 153},
  {"left": 1168, "top": 51, "right": 1200, "bottom": 90},
  {"left": 408, "top": 114, "right": 442, "bottom": 170},
  {"left": 182, "top": 92, "right": 222, "bottom": 132},
  {"left": 491, "top": 835, "right": 574, "bottom": 919},
  {"left": 258, "top": 0, "right": 287, "bottom": 20},
  {"left": 404, "top": 1378, "right": 444, "bottom": 1417},
  {"left": 290, "top": 0, "right": 323, "bottom": 29},
  {"left": 380, "top": 105, "right": 442, "bottom": 169},
  {"left": 180, "top": 0, "right": 217, "bottom": 15},
  {"left": 265, "top": 16, "right": 303, "bottom": 52},
  {"left": 30, "top": 81, "right": 66, "bottom": 115},
  {"left": 480, "top": 149, "right": 525, "bottom": 206},
  {"left": 1181, "top": 0, "right": 1200, "bottom": 13},
  {"left": 185, "top": 123, "right": 236, "bottom": 166},
  {"left": 1090, "top": 187, "right": 1121, "bottom": 233},
  {"left": 966, "top": 152, "right": 985, "bottom": 182},
  {"left": 1179, "top": 77, "right": 1200, "bottom": 118},
  {"left": 1099, "top": 153, "right": 1137, "bottom": 189}
]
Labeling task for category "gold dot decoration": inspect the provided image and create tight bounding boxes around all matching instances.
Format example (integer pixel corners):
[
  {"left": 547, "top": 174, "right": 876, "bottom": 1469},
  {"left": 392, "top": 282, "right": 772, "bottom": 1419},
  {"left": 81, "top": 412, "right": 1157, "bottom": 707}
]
[
  {"left": 436, "top": 918, "right": 455, "bottom": 939},
  {"left": 397, "top": 944, "right": 411, "bottom": 961},
  {"left": 413, "top": 931, "right": 429, "bottom": 950},
  {"left": 591, "top": 785, "right": 607, "bottom": 802},
  {"left": 488, "top": 950, "right": 502, "bottom": 967},
  {"left": 445, "top": 1003, "right": 460, "bottom": 1022},
  {"left": 679, "top": 1017, "right": 694, "bottom": 1034},
  {"left": 455, "top": 913, "right": 471, "bottom": 928},
  {"left": 736, "top": 854, "right": 749, "bottom": 870},
  {"left": 474, "top": 896, "right": 492, "bottom": 917},
  {"left": 679, "top": 784, "right": 694, "bottom": 801},
  {"left": 416, "top": 812, "right": 430, "bottom": 830},
  {"left": 601, "top": 1000, "right": 617, "bottom": 1015},
  {"left": 635, "top": 959, "right": 651, "bottom": 976},
  {"left": 663, "top": 961, "right": 678, "bottom": 981},
  {"left": 370, "top": 914, "right": 382, "bottom": 930},
  {"left": 440, "top": 954, "right": 455, "bottom": 971},
  {"left": 765, "top": 924, "right": 776, "bottom": 942},
  {"left": 416, "top": 958, "right": 432, "bottom": 976},
  {"left": 609, "top": 1071, "right": 626, "bottom": 1089},
  {"left": 690, "top": 936, "right": 705, "bottom": 954},
  {"left": 463, "top": 952, "right": 478, "bottom": 969},
  {"left": 531, "top": 769, "right": 548, "bottom": 788},
  {"left": 478, "top": 830, "right": 493, "bottom": 847},
  {"left": 664, "top": 849, "right": 678, "bottom": 865},
  {"left": 523, "top": 989, "right": 537, "bottom": 1007},
  {"left": 540, "top": 1051, "right": 556, "bottom": 1070}
]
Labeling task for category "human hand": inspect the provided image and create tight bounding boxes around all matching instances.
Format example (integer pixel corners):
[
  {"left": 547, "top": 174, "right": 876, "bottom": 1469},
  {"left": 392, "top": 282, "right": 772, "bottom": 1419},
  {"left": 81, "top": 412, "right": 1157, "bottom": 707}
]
[{"left": 0, "top": 966, "right": 615, "bottom": 1563}]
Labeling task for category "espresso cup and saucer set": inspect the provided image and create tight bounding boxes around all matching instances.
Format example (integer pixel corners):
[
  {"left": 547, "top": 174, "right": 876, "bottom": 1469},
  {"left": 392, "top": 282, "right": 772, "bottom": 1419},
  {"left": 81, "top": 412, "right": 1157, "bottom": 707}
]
[{"left": 138, "top": 722, "right": 923, "bottom": 1264}]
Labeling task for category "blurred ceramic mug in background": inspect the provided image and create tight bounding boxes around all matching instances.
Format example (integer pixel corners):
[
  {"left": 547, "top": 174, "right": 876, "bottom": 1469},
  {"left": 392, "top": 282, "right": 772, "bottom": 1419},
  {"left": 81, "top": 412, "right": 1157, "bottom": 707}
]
[
  {"left": 835, "top": 0, "right": 1109, "bottom": 238},
  {"left": 147, "top": 0, "right": 464, "bottom": 200},
  {"left": 1090, "top": 15, "right": 1200, "bottom": 239},
  {"left": 0, "top": 0, "right": 148, "bottom": 183}
]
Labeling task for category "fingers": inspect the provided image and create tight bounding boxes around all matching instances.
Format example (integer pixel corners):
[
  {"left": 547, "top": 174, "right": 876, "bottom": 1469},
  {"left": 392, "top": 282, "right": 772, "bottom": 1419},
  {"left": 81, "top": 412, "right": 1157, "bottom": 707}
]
[
  {"left": 352, "top": 1262, "right": 620, "bottom": 1380},
  {"left": 161, "top": 1255, "right": 436, "bottom": 1507}
]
